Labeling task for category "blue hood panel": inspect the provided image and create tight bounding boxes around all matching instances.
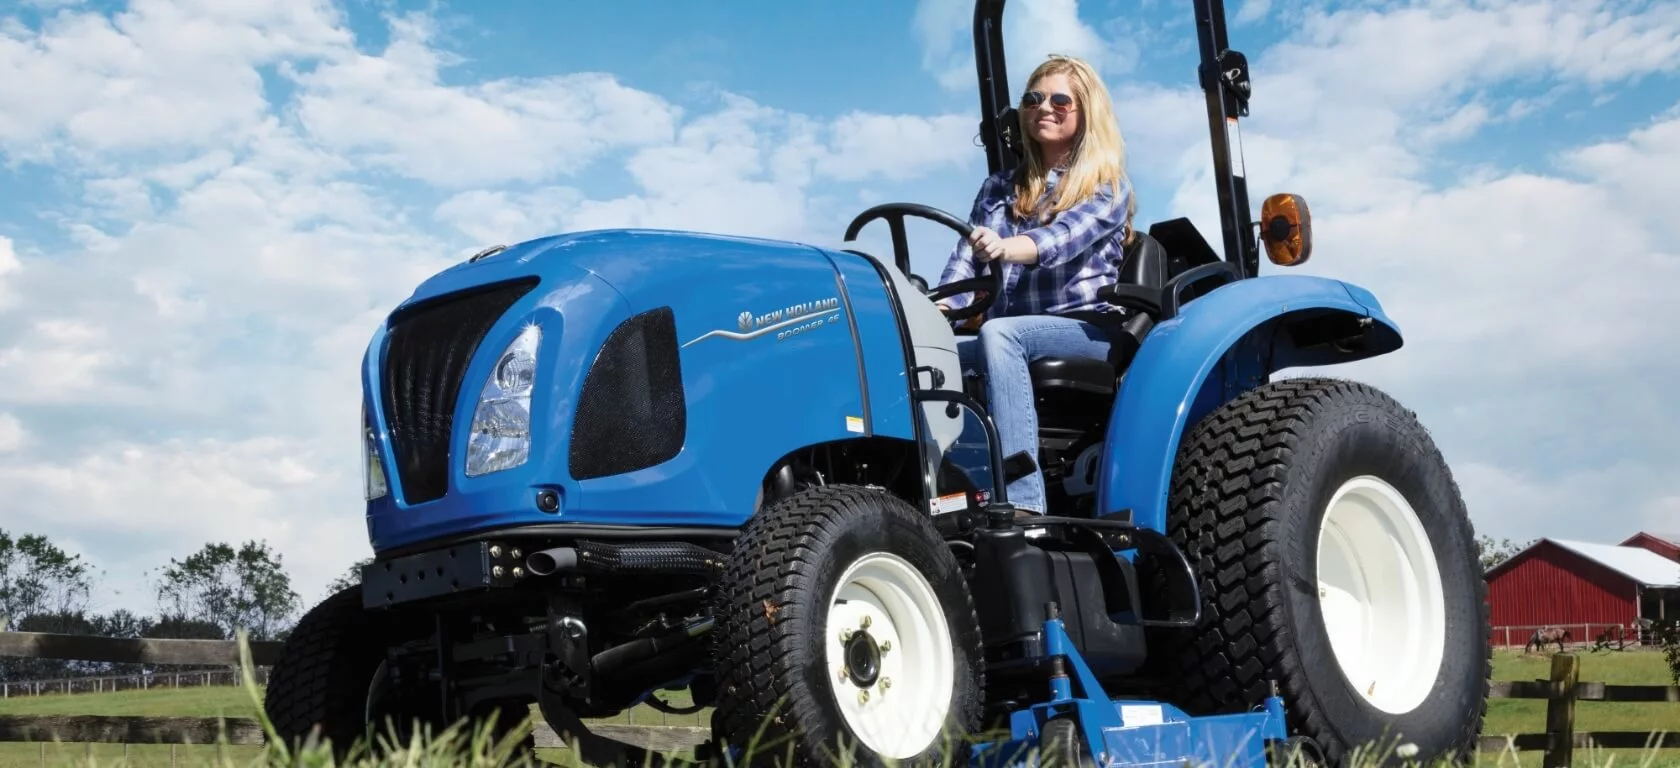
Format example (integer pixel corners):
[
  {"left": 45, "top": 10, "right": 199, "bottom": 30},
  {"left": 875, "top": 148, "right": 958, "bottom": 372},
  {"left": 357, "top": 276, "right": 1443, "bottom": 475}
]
[{"left": 363, "top": 229, "right": 898, "bottom": 552}]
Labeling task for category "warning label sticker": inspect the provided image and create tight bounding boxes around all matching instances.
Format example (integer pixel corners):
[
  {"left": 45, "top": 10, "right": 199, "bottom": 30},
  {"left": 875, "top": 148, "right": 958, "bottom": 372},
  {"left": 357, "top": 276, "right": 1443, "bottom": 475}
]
[{"left": 931, "top": 492, "right": 969, "bottom": 514}]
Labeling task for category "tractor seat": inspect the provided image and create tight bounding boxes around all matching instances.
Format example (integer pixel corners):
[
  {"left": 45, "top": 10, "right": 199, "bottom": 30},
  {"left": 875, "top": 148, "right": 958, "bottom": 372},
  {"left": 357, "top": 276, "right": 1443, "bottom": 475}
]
[
  {"left": 1024, "top": 231, "right": 1167, "bottom": 400},
  {"left": 1029, "top": 356, "right": 1116, "bottom": 396}
]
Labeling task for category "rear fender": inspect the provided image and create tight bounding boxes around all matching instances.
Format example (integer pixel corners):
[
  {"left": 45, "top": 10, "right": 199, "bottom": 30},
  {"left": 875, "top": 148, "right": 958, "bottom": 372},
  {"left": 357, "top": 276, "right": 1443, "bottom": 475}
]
[{"left": 1098, "top": 275, "right": 1404, "bottom": 535}]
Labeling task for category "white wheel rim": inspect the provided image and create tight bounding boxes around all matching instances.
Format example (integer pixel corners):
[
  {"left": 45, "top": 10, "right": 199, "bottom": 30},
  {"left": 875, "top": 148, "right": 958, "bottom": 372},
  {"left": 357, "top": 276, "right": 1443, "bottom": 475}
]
[
  {"left": 825, "top": 551, "right": 954, "bottom": 759},
  {"left": 1315, "top": 475, "right": 1446, "bottom": 715}
]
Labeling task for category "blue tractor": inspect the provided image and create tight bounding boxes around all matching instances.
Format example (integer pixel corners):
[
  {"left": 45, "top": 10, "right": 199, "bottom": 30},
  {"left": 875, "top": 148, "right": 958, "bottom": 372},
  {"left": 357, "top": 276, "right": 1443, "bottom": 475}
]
[{"left": 263, "top": 0, "right": 1492, "bottom": 766}]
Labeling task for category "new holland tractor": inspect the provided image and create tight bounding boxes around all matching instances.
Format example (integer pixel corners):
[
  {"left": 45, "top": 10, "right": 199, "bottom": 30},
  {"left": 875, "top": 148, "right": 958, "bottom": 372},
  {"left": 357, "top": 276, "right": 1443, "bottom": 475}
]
[{"left": 262, "top": 0, "right": 1493, "bottom": 765}]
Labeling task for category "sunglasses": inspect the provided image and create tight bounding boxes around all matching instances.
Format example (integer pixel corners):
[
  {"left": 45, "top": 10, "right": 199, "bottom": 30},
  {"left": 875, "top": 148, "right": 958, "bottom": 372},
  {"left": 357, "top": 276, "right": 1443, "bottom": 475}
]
[{"left": 1021, "top": 90, "right": 1075, "bottom": 112}]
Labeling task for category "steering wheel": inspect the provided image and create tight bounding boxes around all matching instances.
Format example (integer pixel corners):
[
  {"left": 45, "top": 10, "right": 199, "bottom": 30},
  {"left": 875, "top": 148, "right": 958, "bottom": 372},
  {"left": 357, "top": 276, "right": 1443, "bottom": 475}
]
[{"left": 843, "top": 202, "right": 1003, "bottom": 322}]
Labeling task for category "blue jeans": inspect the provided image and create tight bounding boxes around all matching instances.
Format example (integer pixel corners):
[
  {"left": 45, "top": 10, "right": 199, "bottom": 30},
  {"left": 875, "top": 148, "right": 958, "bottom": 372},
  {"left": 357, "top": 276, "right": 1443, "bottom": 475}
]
[{"left": 955, "top": 314, "right": 1111, "bottom": 514}]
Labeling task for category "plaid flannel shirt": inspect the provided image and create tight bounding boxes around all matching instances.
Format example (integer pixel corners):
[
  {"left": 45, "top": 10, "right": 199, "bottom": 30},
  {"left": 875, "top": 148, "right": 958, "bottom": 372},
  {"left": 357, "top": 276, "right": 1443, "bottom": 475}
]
[{"left": 936, "top": 167, "right": 1133, "bottom": 320}]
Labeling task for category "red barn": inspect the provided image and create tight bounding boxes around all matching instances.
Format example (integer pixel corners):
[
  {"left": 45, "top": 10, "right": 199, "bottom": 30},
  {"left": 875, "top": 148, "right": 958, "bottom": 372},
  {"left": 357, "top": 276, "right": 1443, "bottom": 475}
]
[
  {"left": 1621, "top": 532, "right": 1680, "bottom": 563},
  {"left": 1485, "top": 537, "right": 1680, "bottom": 647}
]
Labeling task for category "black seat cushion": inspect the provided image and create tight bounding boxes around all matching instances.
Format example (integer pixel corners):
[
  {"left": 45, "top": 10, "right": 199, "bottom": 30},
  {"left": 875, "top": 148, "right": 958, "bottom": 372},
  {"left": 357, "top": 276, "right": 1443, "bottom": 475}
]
[{"left": 1029, "top": 356, "right": 1116, "bottom": 396}]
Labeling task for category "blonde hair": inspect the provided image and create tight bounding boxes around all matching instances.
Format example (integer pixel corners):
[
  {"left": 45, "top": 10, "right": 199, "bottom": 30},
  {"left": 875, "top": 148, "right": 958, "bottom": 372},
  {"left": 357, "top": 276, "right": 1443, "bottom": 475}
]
[{"left": 1012, "top": 55, "right": 1136, "bottom": 244}]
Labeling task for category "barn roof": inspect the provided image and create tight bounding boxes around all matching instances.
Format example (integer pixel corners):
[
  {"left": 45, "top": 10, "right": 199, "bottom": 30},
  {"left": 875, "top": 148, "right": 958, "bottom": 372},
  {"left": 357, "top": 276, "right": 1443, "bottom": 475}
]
[{"left": 1549, "top": 538, "right": 1680, "bottom": 587}]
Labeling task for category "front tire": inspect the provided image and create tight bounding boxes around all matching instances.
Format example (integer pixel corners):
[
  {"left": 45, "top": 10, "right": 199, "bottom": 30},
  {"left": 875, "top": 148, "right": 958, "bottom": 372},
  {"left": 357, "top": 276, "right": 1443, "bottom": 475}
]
[
  {"left": 1155, "top": 378, "right": 1491, "bottom": 766},
  {"left": 711, "top": 484, "right": 985, "bottom": 768},
  {"left": 263, "top": 586, "right": 534, "bottom": 763},
  {"left": 263, "top": 586, "right": 396, "bottom": 758}
]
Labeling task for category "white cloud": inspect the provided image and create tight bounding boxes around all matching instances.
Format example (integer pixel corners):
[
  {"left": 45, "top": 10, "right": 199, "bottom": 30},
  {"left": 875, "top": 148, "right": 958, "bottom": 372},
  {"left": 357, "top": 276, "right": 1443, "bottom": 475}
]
[
  {"left": 914, "top": 0, "right": 1137, "bottom": 93},
  {"left": 433, "top": 187, "right": 584, "bottom": 248},
  {"left": 436, "top": 96, "right": 977, "bottom": 247},
  {"left": 1127, "top": 0, "right": 1680, "bottom": 228},
  {"left": 288, "top": 12, "right": 680, "bottom": 188},
  {"left": 816, "top": 112, "right": 974, "bottom": 182},
  {"left": 0, "top": 235, "right": 19, "bottom": 309},
  {"left": 0, "top": 0, "right": 349, "bottom": 159},
  {"left": 0, "top": 319, "right": 117, "bottom": 405},
  {"left": 1558, "top": 113, "right": 1680, "bottom": 241},
  {"left": 1235, "top": 0, "right": 1272, "bottom": 25},
  {"left": 0, "top": 413, "right": 25, "bottom": 452},
  {"left": 1271, "top": 0, "right": 1680, "bottom": 104}
]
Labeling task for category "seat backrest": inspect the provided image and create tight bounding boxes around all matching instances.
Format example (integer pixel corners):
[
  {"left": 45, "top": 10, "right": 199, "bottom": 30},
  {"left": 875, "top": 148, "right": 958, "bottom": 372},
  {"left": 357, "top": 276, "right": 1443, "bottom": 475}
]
[{"left": 1116, "top": 231, "right": 1169, "bottom": 290}]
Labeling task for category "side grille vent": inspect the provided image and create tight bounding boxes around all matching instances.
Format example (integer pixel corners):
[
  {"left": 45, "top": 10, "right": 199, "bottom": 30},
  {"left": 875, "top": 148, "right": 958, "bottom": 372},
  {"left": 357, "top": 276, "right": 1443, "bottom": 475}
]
[
  {"left": 381, "top": 278, "right": 539, "bottom": 504},
  {"left": 569, "top": 306, "right": 687, "bottom": 481}
]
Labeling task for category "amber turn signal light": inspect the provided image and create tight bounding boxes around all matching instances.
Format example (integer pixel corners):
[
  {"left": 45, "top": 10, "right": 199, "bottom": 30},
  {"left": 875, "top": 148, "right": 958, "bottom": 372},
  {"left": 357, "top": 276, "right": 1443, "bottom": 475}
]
[{"left": 1259, "top": 193, "right": 1312, "bottom": 267}]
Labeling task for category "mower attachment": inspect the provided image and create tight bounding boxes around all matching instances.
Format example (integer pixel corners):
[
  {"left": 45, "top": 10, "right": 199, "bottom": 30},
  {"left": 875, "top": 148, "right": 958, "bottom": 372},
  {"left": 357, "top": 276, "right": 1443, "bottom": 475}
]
[{"left": 971, "top": 611, "right": 1289, "bottom": 768}]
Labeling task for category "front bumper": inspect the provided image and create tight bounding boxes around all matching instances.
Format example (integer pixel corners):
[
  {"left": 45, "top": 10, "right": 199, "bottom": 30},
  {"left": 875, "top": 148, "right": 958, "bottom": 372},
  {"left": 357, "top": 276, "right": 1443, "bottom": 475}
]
[{"left": 362, "top": 532, "right": 731, "bottom": 609}]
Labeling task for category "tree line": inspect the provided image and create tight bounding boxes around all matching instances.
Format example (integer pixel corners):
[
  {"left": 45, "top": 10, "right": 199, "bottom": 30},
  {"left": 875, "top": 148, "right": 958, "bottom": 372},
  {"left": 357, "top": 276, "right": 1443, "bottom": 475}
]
[
  {"left": 0, "top": 528, "right": 365, "bottom": 683},
  {"left": 1477, "top": 535, "right": 1535, "bottom": 571}
]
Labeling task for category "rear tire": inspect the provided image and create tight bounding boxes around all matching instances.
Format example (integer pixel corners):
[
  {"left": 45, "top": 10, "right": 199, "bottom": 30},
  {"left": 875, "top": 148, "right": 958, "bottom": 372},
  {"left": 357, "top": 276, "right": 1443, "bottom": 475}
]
[
  {"left": 1154, "top": 378, "right": 1490, "bottom": 767},
  {"left": 711, "top": 483, "right": 985, "bottom": 768}
]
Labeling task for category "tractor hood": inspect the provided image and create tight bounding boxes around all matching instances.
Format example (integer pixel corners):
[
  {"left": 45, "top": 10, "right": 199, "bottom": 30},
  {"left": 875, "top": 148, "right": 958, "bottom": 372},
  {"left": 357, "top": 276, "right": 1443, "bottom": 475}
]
[
  {"left": 362, "top": 227, "right": 873, "bottom": 553},
  {"left": 398, "top": 228, "right": 816, "bottom": 313}
]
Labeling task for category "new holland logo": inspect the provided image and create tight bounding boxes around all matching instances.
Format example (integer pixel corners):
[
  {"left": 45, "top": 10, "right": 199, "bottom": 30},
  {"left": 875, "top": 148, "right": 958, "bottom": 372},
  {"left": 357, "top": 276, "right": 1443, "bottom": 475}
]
[{"left": 684, "top": 296, "right": 843, "bottom": 348}]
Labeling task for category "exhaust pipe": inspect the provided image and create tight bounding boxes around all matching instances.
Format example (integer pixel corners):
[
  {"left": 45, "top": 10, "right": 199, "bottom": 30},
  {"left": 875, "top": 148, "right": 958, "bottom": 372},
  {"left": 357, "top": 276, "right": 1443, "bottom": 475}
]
[{"left": 526, "top": 547, "right": 578, "bottom": 576}]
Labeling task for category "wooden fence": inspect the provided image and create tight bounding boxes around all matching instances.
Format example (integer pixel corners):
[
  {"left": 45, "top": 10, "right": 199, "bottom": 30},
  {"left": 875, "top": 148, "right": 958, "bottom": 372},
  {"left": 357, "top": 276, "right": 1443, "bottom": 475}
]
[
  {"left": 1491, "top": 623, "right": 1661, "bottom": 650},
  {"left": 3, "top": 669, "right": 272, "bottom": 698},
  {"left": 1477, "top": 653, "right": 1680, "bottom": 768},
  {"left": 0, "top": 630, "right": 706, "bottom": 758}
]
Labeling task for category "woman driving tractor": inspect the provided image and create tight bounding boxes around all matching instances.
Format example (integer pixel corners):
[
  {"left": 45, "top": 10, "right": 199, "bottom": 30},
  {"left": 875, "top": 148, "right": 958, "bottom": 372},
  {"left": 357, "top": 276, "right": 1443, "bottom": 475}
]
[{"left": 936, "top": 53, "right": 1137, "bottom": 515}]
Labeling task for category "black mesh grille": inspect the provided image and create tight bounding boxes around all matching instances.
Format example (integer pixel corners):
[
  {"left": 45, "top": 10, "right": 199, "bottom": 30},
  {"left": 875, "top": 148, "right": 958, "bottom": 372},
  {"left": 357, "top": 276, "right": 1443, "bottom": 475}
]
[
  {"left": 570, "top": 307, "right": 686, "bottom": 481},
  {"left": 381, "top": 278, "right": 539, "bottom": 504}
]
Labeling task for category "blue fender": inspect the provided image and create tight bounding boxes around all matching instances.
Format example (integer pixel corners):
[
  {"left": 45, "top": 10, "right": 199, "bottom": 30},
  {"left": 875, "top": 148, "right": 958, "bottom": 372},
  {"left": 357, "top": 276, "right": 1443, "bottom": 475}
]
[{"left": 1097, "top": 274, "right": 1404, "bottom": 535}]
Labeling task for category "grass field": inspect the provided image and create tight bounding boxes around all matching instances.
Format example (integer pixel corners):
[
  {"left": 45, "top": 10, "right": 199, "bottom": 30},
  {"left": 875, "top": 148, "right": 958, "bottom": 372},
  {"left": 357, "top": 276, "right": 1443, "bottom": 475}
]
[
  {"left": 1483, "top": 647, "right": 1679, "bottom": 768},
  {"left": 0, "top": 647, "right": 1674, "bottom": 766}
]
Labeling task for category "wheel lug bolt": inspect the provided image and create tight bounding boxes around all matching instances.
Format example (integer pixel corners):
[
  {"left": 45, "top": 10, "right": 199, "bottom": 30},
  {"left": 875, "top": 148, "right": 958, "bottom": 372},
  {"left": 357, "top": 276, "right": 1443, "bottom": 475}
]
[
  {"left": 841, "top": 629, "right": 852, "bottom": 642},
  {"left": 860, "top": 615, "right": 872, "bottom": 629},
  {"left": 881, "top": 678, "right": 891, "bottom": 690},
  {"left": 490, "top": 545, "right": 503, "bottom": 558},
  {"left": 858, "top": 690, "right": 869, "bottom": 704},
  {"left": 880, "top": 641, "right": 891, "bottom": 652}
]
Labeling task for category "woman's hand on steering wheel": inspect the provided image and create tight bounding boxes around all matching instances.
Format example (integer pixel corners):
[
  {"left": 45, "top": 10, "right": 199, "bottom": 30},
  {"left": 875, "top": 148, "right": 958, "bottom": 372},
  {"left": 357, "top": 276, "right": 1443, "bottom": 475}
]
[
  {"left": 968, "top": 226, "right": 1007, "bottom": 262},
  {"left": 842, "top": 201, "right": 1004, "bottom": 323}
]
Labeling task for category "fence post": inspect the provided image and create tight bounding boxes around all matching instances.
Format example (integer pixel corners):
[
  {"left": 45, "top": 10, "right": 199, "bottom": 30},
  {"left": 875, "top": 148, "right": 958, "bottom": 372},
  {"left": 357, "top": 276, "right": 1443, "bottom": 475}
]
[{"left": 1544, "top": 653, "right": 1578, "bottom": 768}]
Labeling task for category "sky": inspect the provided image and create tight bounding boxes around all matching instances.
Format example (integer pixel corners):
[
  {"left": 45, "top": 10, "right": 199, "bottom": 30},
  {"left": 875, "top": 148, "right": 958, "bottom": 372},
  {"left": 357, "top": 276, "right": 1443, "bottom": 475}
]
[{"left": 0, "top": 0, "right": 1676, "bottom": 619}]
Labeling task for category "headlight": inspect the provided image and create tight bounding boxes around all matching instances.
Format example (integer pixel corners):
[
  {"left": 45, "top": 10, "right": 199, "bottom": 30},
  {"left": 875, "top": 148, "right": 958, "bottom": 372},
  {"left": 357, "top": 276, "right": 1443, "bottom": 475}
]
[
  {"left": 466, "top": 323, "right": 541, "bottom": 477},
  {"left": 363, "top": 409, "right": 388, "bottom": 500}
]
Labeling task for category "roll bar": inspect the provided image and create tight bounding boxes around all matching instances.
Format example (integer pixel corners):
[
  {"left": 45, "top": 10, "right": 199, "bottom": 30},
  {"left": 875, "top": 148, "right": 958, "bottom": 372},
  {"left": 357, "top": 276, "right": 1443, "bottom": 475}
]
[{"left": 971, "top": 0, "right": 1260, "bottom": 279}]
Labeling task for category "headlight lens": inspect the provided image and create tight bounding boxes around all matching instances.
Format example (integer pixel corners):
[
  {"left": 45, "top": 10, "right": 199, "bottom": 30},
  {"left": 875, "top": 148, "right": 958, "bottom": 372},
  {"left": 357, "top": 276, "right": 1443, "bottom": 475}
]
[
  {"left": 466, "top": 323, "right": 541, "bottom": 477},
  {"left": 363, "top": 410, "right": 388, "bottom": 500}
]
